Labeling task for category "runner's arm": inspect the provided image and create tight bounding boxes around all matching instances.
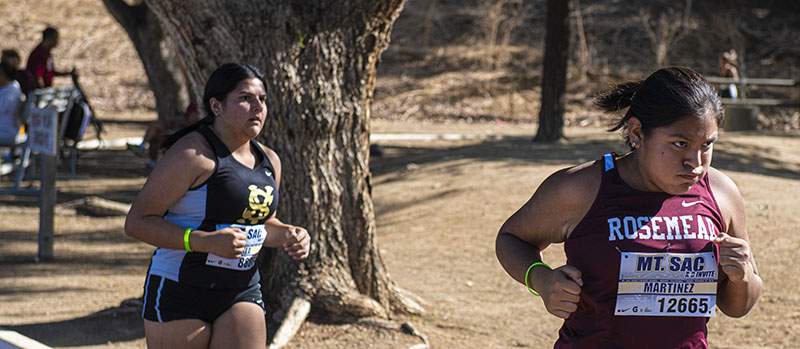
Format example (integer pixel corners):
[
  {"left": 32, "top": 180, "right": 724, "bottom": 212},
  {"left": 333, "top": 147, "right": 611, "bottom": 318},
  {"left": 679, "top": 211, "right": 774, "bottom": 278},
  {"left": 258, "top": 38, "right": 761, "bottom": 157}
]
[
  {"left": 709, "top": 168, "right": 762, "bottom": 317},
  {"left": 495, "top": 162, "right": 599, "bottom": 318},
  {"left": 258, "top": 144, "right": 310, "bottom": 259},
  {"left": 263, "top": 217, "right": 310, "bottom": 260},
  {"left": 124, "top": 133, "right": 247, "bottom": 258}
]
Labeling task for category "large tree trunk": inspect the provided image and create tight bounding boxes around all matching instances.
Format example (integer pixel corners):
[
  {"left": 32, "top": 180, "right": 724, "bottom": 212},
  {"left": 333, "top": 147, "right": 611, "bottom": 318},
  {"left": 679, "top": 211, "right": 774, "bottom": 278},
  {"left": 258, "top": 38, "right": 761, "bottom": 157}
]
[
  {"left": 102, "top": 0, "right": 186, "bottom": 120},
  {"left": 534, "top": 0, "right": 570, "bottom": 142},
  {"left": 146, "top": 0, "right": 423, "bottom": 344}
]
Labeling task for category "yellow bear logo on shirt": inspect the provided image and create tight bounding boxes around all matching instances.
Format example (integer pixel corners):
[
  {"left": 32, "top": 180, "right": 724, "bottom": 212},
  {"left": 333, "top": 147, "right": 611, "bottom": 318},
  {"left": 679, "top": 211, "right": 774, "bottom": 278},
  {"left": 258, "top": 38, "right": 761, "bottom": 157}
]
[{"left": 237, "top": 185, "right": 274, "bottom": 224}]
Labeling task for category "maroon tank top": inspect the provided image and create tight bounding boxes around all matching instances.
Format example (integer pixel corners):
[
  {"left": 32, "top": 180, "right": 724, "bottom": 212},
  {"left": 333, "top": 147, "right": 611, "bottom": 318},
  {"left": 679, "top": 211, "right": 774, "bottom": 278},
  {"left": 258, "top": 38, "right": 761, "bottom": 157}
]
[{"left": 557, "top": 153, "right": 724, "bottom": 348}]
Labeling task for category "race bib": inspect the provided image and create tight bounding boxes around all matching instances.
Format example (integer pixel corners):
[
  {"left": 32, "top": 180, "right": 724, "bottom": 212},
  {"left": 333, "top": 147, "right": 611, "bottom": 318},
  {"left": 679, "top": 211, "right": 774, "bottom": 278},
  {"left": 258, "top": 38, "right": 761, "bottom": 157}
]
[
  {"left": 205, "top": 224, "right": 266, "bottom": 271},
  {"left": 615, "top": 252, "right": 717, "bottom": 317}
]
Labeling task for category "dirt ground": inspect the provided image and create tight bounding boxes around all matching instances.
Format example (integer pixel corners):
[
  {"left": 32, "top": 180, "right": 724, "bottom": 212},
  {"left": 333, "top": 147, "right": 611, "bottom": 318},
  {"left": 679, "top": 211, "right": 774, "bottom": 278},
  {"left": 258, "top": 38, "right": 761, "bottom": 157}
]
[{"left": 2, "top": 119, "right": 800, "bottom": 349}]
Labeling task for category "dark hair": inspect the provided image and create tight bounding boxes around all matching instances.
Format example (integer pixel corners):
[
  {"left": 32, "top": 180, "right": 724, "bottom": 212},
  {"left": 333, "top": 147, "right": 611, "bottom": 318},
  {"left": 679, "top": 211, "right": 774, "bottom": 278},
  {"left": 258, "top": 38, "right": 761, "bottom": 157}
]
[
  {"left": 162, "top": 63, "right": 266, "bottom": 149},
  {"left": 0, "top": 62, "right": 14, "bottom": 79},
  {"left": 43, "top": 27, "right": 59, "bottom": 40},
  {"left": 595, "top": 67, "right": 723, "bottom": 147},
  {"left": 1, "top": 49, "right": 20, "bottom": 62}
]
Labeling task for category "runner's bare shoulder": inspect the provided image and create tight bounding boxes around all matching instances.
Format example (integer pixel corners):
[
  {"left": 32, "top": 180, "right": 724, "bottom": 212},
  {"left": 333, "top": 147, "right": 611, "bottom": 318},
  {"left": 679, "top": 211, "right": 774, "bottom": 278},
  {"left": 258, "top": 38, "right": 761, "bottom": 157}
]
[
  {"left": 156, "top": 131, "right": 217, "bottom": 187},
  {"left": 706, "top": 166, "right": 745, "bottom": 237},
  {"left": 505, "top": 160, "right": 603, "bottom": 245},
  {"left": 544, "top": 160, "right": 604, "bottom": 225},
  {"left": 255, "top": 142, "right": 282, "bottom": 186}
]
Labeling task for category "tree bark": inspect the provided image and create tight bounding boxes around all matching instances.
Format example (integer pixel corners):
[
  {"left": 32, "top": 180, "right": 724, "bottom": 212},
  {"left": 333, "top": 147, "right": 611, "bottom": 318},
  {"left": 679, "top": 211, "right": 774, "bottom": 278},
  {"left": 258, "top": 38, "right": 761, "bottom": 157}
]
[
  {"left": 102, "top": 0, "right": 186, "bottom": 120},
  {"left": 146, "top": 0, "right": 423, "bottom": 341},
  {"left": 535, "top": 0, "right": 570, "bottom": 142}
]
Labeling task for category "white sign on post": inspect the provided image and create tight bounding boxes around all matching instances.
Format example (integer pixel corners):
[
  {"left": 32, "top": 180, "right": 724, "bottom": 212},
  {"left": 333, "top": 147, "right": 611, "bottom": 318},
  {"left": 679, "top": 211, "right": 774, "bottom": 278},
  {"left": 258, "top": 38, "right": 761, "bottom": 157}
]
[{"left": 28, "top": 107, "right": 58, "bottom": 156}]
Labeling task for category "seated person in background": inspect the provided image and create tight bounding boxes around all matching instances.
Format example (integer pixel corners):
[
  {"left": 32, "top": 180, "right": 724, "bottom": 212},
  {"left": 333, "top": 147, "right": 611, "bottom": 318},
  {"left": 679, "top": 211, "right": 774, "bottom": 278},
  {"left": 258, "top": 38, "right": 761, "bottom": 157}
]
[
  {"left": 128, "top": 102, "right": 199, "bottom": 171},
  {"left": 1, "top": 49, "right": 33, "bottom": 97},
  {"left": 719, "top": 49, "right": 739, "bottom": 99},
  {"left": 0, "top": 62, "right": 23, "bottom": 162}
]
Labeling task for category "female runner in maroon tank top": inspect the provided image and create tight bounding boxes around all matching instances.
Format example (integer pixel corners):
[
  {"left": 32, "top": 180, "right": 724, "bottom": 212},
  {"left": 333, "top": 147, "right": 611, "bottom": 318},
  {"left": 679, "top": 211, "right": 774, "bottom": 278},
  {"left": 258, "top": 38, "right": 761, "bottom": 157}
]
[{"left": 495, "top": 67, "right": 761, "bottom": 348}]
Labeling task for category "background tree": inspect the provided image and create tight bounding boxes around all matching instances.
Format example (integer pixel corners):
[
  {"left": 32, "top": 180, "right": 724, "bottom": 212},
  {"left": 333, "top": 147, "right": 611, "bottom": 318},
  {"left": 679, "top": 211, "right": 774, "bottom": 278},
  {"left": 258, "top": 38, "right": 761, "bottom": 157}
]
[
  {"left": 145, "top": 0, "right": 423, "bottom": 345},
  {"left": 534, "top": 0, "right": 570, "bottom": 142},
  {"left": 103, "top": 0, "right": 187, "bottom": 120}
]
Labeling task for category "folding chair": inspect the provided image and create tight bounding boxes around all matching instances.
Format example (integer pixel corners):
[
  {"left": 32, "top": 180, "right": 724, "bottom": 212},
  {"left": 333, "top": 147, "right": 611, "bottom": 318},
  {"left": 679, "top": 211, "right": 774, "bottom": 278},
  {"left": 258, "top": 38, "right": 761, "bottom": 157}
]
[
  {"left": 0, "top": 87, "right": 81, "bottom": 194},
  {"left": 0, "top": 131, "right": 31, "bottom": 191},
  {"left": 0, "top": 91, "right": 32, "bottom": 193}
]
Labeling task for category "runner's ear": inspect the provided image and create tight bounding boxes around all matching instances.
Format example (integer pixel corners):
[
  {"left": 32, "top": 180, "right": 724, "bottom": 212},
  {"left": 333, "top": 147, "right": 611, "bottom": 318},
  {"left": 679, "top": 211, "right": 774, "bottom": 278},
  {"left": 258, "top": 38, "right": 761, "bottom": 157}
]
[
  {"left": 628, "top": 117, "right": 644, "bottom": 145},
  {"left": 209, "top": 98, "right": 223, "bottom": 116}
]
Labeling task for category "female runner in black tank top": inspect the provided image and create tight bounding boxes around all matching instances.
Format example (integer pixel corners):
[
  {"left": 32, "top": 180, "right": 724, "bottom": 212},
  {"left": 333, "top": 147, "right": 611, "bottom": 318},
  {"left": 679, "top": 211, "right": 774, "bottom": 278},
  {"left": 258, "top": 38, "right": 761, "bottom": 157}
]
[
  {"left": 495, "top": 67, "right": 761, "bottom": 348},
  {"left": 125, "top": 63, "right": 310, "bottom": 348}
]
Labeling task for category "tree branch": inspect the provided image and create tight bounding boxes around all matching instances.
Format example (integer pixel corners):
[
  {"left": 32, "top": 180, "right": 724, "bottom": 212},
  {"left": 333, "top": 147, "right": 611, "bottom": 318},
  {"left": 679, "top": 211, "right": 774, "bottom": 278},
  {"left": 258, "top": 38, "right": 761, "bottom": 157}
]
[{"left": 101, "top": 0, "right": 145, "bottom": 34}]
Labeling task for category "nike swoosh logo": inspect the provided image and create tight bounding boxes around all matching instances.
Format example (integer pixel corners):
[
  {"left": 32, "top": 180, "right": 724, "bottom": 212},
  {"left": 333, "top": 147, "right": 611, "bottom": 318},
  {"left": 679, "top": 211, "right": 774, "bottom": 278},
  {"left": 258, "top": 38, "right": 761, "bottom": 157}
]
[{"left": 681, "top": 200, "right": 703, "bottom": 207}]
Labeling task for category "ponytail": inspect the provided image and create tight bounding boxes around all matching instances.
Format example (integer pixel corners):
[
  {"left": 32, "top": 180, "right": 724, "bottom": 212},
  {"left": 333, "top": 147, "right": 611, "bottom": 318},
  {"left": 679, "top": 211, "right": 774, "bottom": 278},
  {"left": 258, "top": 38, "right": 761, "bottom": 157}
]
[
  {"left": 594, "top": 80, "right": 642, "bottom": 132},
  {"left": 595, "top": 80, "right": 641, "bottom": 112},
  {"left": 161, "top": 116, "right": 213, "bottom": 150}
]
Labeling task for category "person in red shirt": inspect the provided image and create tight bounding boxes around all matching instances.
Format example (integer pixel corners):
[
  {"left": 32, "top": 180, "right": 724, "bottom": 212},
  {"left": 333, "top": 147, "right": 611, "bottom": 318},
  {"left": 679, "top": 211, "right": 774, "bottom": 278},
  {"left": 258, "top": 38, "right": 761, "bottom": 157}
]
[{"left": 25, "top": 27, "right": 73, "bottom": 89}]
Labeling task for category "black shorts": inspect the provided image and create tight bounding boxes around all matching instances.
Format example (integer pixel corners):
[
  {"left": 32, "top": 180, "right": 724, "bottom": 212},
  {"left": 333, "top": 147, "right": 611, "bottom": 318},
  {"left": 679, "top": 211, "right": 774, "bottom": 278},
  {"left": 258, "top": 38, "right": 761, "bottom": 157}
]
[{"left": 142, "top": 274, "right": 264, "bottom": 323}]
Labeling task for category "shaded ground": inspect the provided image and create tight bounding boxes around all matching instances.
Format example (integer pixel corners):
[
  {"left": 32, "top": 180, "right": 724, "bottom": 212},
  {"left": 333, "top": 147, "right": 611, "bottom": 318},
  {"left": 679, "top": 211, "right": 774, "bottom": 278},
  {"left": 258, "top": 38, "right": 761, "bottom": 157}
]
[{"left": 1, "top": 120, "right": 799, "bottom": 348}]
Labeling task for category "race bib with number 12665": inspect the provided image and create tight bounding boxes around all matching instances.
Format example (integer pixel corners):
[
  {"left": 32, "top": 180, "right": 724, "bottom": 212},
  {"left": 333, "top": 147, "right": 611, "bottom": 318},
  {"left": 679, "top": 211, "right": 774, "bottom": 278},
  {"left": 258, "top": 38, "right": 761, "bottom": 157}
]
[{"left": 615, "top": 252, "right": 717, "bottom": 317}]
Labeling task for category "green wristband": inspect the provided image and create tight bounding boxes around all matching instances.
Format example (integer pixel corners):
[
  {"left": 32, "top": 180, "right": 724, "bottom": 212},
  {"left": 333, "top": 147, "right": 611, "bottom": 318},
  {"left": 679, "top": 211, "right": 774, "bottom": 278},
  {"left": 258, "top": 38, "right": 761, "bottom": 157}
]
[
  {"left": 525, "top": 261, "right": 551, "bottom": 297},
  {"left": 184, "top": 228, "right": 193, "bottom": 252}
]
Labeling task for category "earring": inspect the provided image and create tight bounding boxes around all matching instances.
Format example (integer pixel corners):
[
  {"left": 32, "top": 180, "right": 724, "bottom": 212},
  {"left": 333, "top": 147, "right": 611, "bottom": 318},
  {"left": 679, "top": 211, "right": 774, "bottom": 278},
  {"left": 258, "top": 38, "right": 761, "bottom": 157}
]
[{"left": 631, "top": 141, "right": 639, "bottom": 148}]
